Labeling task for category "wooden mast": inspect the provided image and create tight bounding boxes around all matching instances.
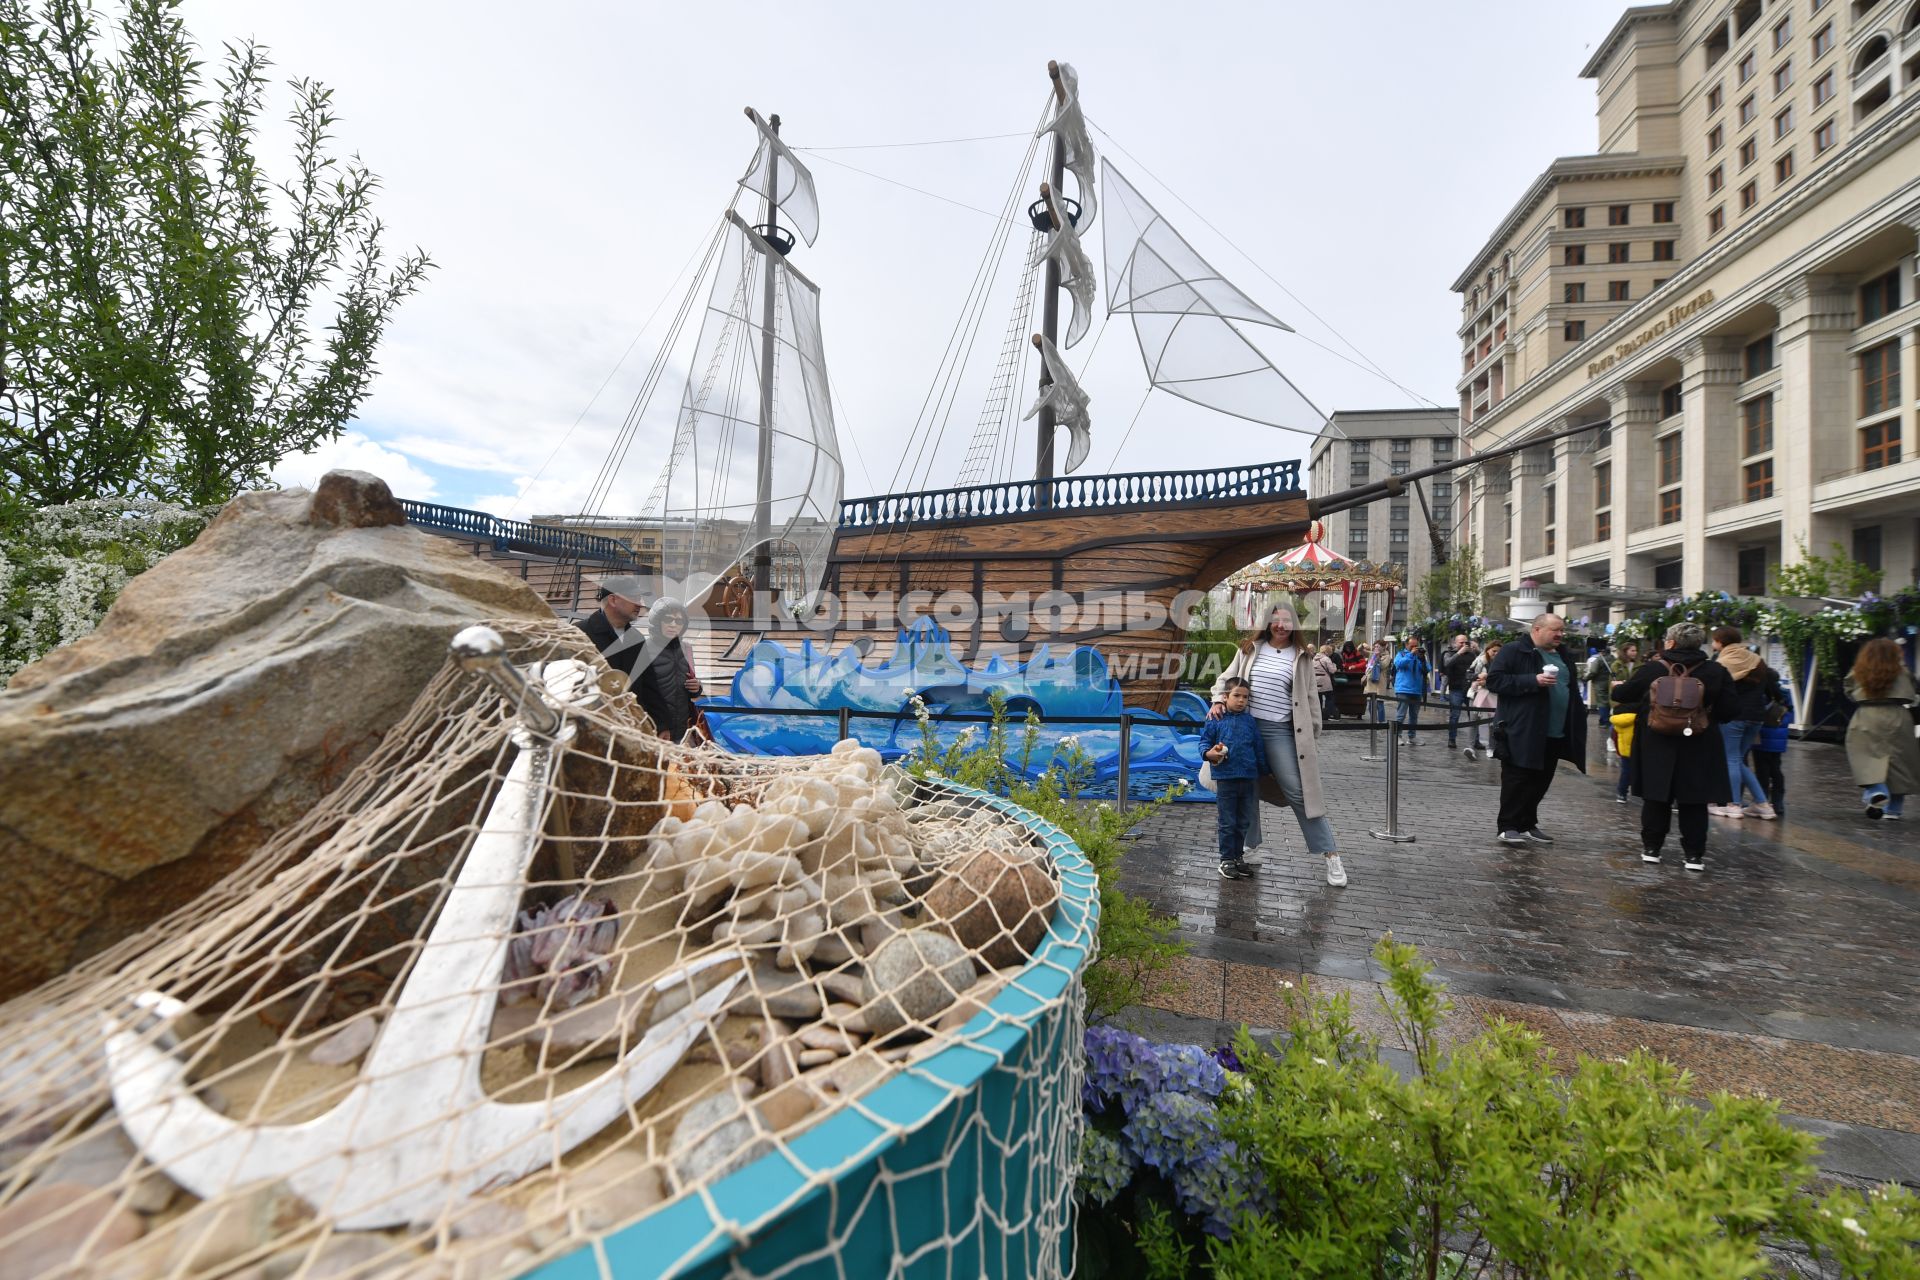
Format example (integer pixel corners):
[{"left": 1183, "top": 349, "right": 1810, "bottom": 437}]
[
  {"left": 750, "top": 110, "right": 781, "bottom": 596},
  {"left": 1033, "top": 61, "right": 1068, "bottom": 499}
]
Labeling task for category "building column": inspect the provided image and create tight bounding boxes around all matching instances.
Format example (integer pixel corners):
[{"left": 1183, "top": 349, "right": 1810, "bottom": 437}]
[
  {"left": 1513, "top": 442, "right": 1553, "bottom": 569},
  {"left": 1770, "top": 274, "right": 1856, "bottom": 561},
  {"left": 1605, "top": 382, "right": 1662, "bottom": 621},
  {"left": 1677, "top": 336, "right": 1743, "bottom": 595}
]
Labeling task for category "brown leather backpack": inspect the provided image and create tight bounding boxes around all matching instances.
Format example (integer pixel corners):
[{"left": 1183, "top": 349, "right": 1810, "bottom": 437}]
[{"left": 1647, "top": 658, "right": 1711, "bottom": 737}]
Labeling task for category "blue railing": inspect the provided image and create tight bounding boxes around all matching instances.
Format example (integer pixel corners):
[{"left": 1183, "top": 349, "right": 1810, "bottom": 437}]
[
  {"left": 399, "top": 500, "right": 645, "bottom": 566},
  {"left": 836, "top": 460, "right": 1304, "bottom": 530}
]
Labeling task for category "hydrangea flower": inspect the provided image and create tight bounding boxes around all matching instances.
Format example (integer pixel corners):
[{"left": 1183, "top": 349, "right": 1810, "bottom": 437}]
[
  {"left": 1171, "top": 1138, "right": 1271, "bottom": 1239},
  {"left": 1210, "top": 1043, "right": 1244, "bottom": 1074},
  {"left": 1084, "top": 1025, "right": 1160, "bottom": 1111},
  {"left": 1078, "top": 1128, "right": 1133, "bottom": 1205},
  {"left": 1153, "top": 1043, "right": 1227, "bottom": 1099},
  {"left": 1122, "top": 1090, "right": 1219, "bottom": 1175}
]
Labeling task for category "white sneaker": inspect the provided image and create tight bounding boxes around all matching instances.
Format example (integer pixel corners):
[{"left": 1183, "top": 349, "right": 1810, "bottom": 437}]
[
  {"left": 1708, "top": 804, "right": 1743, "bottom": 818},
  {"left": 1324, "top": 855, "right": 1348, "bottom": 887},
  {"left": 1461, "top": 746, "right": 1475, "bottom": 760},
  {"left": 1743, "top": 803, "right": 1777, "bottom": 820}
]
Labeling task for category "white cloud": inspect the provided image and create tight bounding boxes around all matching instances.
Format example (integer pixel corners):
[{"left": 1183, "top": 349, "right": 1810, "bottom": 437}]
[{"left": 271, "top": 432, "right": 439, "bottom": 499}]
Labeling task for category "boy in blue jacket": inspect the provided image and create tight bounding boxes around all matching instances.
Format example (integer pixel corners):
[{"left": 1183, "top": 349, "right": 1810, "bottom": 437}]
[{"left": 1201, "top": 677, "right": 1266, "bottom": 880}]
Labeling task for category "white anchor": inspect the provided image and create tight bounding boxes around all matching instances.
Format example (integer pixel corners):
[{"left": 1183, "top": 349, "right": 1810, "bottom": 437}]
[{"left": 105, "top": 628, "right": 744, "bottom": 1229}]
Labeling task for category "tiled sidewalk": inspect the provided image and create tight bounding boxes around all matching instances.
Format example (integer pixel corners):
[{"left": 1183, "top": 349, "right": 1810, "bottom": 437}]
[{"left": 1116, "top": 723, "right": 1920, "bottom": 1185}]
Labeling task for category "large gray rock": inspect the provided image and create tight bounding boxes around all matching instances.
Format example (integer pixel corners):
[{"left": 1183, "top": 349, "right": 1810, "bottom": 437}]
[
  {"left": 0, "top": 471, "right": 561, "bottom": 999},
  {"left": 859, "top": 928, "right": 979, "bottom": 1035}
]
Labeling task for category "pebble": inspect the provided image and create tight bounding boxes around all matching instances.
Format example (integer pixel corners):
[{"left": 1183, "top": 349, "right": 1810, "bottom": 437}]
[
  {"left": 667, "top": 1089, "right": 770, "bottom": 1192},
  {"left": 0, "top": 1181, "right": 145, "bottom": 1278},
  {"left": 798, "top": 1026, "right": 857, "bottom": 1055},
  {"left": 859, "top": 929, "right": 978, "bottom": 1034},
  {"left": 796, "top": 1048, "right": 838, "bottom": 1068},
  {"left": 260, "top": 1233, "right": 415, "bottom": 1280},
  {"left": 308, "top": 1014, "right": 380, "bottom": 1066},
  {"left": 563, "top": 1150, "right": 669, "bottom": 1233},
  {"left": 32, "top": 1121, "right": 176, "bottom": 1213}
]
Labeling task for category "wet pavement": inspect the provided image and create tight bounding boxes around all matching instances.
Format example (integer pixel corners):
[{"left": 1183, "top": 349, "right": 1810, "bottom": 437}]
[{"left": 1116, "top": 715, "right": 1920, "bottom": 1184}]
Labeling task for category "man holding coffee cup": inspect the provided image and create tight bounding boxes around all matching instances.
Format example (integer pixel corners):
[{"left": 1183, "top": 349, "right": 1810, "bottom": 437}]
[{"left": 1485, "top": 613, "right": 1588, "bottom": 846}]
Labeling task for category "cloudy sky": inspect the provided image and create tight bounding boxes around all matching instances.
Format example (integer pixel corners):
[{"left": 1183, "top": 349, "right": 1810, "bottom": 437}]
[{"left": 186, "top": 0, "right": 1631, "bottom": 518}]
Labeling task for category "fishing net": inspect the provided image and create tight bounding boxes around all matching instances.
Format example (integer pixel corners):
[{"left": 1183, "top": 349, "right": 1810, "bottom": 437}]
[{"left": 0, "top": 619, "right": 1091, "bottom": 1279}]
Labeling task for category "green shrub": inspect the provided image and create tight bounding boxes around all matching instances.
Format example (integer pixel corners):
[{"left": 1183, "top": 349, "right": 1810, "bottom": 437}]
[
  {"left": 1090, "top": 936, "right": 1919, "bottom": 1278},
  {"left": 906, "top": 691, "right": 1188, "bottom": 1021}
]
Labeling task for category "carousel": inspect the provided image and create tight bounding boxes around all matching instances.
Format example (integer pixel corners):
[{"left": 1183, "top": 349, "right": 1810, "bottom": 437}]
[{"left": 1220, "top": 521, "right": 1404, "bottom": 714}]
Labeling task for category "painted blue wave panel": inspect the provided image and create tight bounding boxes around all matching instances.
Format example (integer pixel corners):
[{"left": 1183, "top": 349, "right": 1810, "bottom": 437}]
[{"left": 701, "top": 620, "right": 1215, "bottom": 803}]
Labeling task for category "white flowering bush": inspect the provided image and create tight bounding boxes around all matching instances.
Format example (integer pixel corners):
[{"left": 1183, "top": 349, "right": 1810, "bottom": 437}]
[{"left": 0, "top": 500, "right": 214, "bottom": 688}]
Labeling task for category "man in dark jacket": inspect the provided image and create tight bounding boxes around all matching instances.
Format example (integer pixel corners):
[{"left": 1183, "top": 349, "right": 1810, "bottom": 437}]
[
  {"left": 1487, "top": 613, "right": 1587, "bottom": 845},
  {"left": 576, "top": 578, "right": 646, "bottom": 681},
  {"left": 1613, "top": 622, "right": 1743, "bottom": 871}
]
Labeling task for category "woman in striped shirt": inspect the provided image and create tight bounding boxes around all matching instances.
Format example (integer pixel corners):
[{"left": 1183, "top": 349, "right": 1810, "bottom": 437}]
[{"left": 1209, "top": 602, "right": 1349, "bottom": 886}]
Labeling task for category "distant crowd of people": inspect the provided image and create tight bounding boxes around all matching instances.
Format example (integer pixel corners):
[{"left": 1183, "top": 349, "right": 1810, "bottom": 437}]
[{"left": 1203, "top": 603, "right": 1918, "bottom": 884}]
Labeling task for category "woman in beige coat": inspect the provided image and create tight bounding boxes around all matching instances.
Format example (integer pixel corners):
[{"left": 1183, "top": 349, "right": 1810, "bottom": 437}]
[
  {"left": 1209, "top": 601, "right": 1347, "bottom": 885},
  {"left": 1845, "top": 637, "right": 1920, "bottom": 820}
]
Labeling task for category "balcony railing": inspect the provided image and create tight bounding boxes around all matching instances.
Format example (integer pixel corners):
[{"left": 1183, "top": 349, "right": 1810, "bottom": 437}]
[
  {"left": 837, "top": 461, "right": 1305, "bottom": 530},
  {"left": 400, "top": 500, "right": 646, "bottom": 565}
]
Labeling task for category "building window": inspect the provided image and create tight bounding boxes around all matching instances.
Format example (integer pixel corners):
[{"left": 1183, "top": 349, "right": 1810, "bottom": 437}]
[
  {"left": 1709, "top": 205, "right": 1727, "bottom": 234},
  {"left": 1564, "top": 321, "right": 1586, "bottom": 342},
  {"left": 1860, "top": 269, "right": 1902, "bottom": 323},
  {"left": 1776, "top": 151, "right": 1795, "bottom": 184},
  {"left": 1609, "top": 204, "right": 1631, "bottom": 226},
  {"left": 1652, "top": 239, "right": 1677, "bottom": 260},
  {"left": 1708, "top": 84, "right": 1724, "bottom": 112},
  {"left": 1608, "top": 280, "right": 1631, "bottom": 301},
  {"left": 1739, "top": 94, "right": 1758, "bottom": 125},
  {"left": 1544, "top": 483, "right": 1557, "bottom": 554},
  {"left": 1658, "top": 432, "right": 1682, "bottom": 487},
  {"left": 1659, "top": 488, "right": 1682, "bottom": 524},
  {"left": 1812, "top": 22, "right": 1833, "bottom": 58},
  {"left": 1773, "top": 60, "right": 1793, "bottom": 94},
  {"left": 1815, "top": 117, "right": 1836, "bottom": 151},
  {"left": 1652, "top": 201, "right": 1675, "bottom": 223},
  {"left": 1862, "top": 419, "right": 1902, "bottom": 469},
  {"left": 1861, "top": 339, "right": 1901, "bottom": 415},
  {"left": 1595, "top": 509, "right": 1612, "bottom": 541},
  {"left": 1390, "top": 460, "right": 1410, "bottom": 475},
  {"left": 1390, "top": 438, "right": 1412, "bottom": 455},
  {"left": 1563, "top": 207, "right": 1586, "bottom": 229},
  {"left": 1348, "top": 440, "right": 1369, "bottom": 457},
  {"left": 1432, "top": 478, "right": 1451, "bottom": 497},
  {"left": 1740, "top": 180, "right": 1759, "bottom": 211},
  {"left": 1737, "top": 547, "right": 1769, "bottom": 596},
  {"left": 1739, "top": 136, "right": 1759, "bottom": 167},
  {"left": 1433, "top": 439, "right": 1453, "bottom": 458},
  {"left": 1608, "top": 242, "right": 1630, "bottom": 263},
  {"left": 1660, "top": 382, "right": 1683, "bottom": 419},
  {"left": 1350, "top": 461, "right": 1371, "bottom": 482},
  {"left": 1774, "top": 15, "right": 1793, "bottom": 49},
  {"left": 1742, "top": 394, "right": 1774, "bottom": 500},
  {"left": 1390, "top": 502, "right": 1409, "bottom": 522},
  {"left": 1654, "top": 559, "right": 1683, "bottom": 591},
  {"left": 1774, "top": 105, "right": 1794, "bottom": 138},
  {"left": 1813, "top": 70, "right": 1834, "bottom": 105},
  {"left": 1745, "top": 332, "right": 1774, "bottom": 378},
  {"left": 1653, "top": 277, "right": 1670, "bottom": 289},
  {"left": 1709, "top": 123, "right": 1725, "bottom": 152},
  {"left": 1565, "top": 282, "right": 1586, "bottom": 303},
  {"left": 1593, "top": 462, "right": 1612, "bottom": 544},
  {"left": 1738, "top": 51, "right": 1757, "bottom": 82},
  {"left": 1432, "top": 505, "right": 1450, "bottom": 526},
  {"left": 1708, "top": 166, "right": 1726, "bottom": 196},
  {"left": 1389, "top": 528, "right": 1410, "bottom": 546},
  {"left": 1564, "top": 245, "right": 1586, "bottom": 266}
]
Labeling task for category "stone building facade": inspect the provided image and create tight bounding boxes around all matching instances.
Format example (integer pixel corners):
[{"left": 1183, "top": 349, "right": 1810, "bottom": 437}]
[
  {"left": 1455, "top": 0, "right": 1920, "bottom": 619},
  {"left": 1309, "top": 408, "right": 1462, "bottom": 632}
]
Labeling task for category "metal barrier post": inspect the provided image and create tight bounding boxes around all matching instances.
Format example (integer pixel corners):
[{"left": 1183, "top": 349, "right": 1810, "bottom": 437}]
[
  {"left": 1368, "top": 730, "right": 1416, "bottom": 843},
  {"left": 836, "top": 706, "right": 851, "bottom": 743},
  {"left": 1359, "top": 694, "right": 1386, "bottom": 762},
  {"left": 1116, "top": 713, "right": 1132, "bottom": 813}
]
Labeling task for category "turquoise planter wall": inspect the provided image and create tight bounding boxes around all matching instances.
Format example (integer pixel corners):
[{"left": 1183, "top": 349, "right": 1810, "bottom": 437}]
[{"left": 528, "top": 783, "right": 1098, "bottom": 1280}]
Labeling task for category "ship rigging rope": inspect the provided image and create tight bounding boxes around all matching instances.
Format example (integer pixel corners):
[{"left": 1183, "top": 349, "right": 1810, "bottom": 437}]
[{"left": 794, "top": 130, "right": 1031, "bottom": 152}]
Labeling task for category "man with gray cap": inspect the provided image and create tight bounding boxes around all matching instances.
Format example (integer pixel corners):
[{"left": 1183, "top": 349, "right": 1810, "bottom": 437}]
[{"left": 576, "top": 576, "right": 647, "bottom": 680}]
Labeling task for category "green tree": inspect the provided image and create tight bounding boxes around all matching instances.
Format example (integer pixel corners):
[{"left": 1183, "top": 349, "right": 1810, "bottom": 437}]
[
  {"left": 1416, "top": 542, "right": 1486, "bottom": 618},
  {"left": 0, "top": 0, "right": 431, "bottom": 524},
  {"left": 1769, "top": 538, "right": 1882, "bottom": 600}
]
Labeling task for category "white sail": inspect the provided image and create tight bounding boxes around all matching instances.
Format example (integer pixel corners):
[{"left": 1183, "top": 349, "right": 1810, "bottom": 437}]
[
  {"left": 1041, "top": 187, "right": 1096, "bottom": 349},
  {"left": 1102, "top": 160, "right": 1325, "bottom": 434},
  {"left": 1023, "top": 334, "right": 1091, "bottom": 474},
  {"left": 738, "top": 108, "right": 821, "bottom": 247},
  {"left": 655, "top": 211, "right": 841, "bottom": 601},
  {"left": 1037, "top": 62, "right": 1096, "bottom": 232}
]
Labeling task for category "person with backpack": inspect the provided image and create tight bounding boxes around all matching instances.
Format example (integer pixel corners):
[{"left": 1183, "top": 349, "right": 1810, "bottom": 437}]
[
  {"left": 1611, "top": 621, "right": 1743, "bottom": 870},
  {"left": 1708, "top": 626, "right": 1783, "bottom": 819},
  {"left": 1486, "top": 613, "right": 1588, "bottom": 844},
  {"left": 1442, "top": 634, "right": 1477, "bottom": 752},
  {"left": 1391, "top": 636, "right": 1431, "bottom": 747}
]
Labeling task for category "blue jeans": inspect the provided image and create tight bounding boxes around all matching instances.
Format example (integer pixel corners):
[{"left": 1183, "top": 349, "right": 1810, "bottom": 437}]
[
  {"left": 1255, "top": 718, "right": 1339, "bottom": 855},
  {"left": 1369, "top": 695, "right": 1386, "bottom": 722},
  {"left": 1395, "top": 694, "right": 1421, "bottom": 739},
  {"left": 1214, "top": 776, "right": 1259, "bottom": 862},
  {"left": 1862, "top": 785, "right": 1906, "bottom": 816},
  {"left": 1723, "top": 720, "right": 1766, "bottom": 806},
  {"left": 1446, "top": 689, "right": 1467, "bottom": 744},
  {"left": 1616, "top": 755, "right": 1634, "bottom": 798}
]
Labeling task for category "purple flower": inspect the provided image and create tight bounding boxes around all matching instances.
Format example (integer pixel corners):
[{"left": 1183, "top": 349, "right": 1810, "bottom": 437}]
[
  {"left": 1123, "top": 1091, "right": 1219, "bottom": 1174},
  {"left": 1084, "top": 1026, "right": 1160, "bottom": 1111},
  {"left": 1210, "top": 1044, "right": 1244, "bottom": 1074},
  {"left": 1154, "top": 1043, "right": 1228, "bottom": 1099},
  {"left": 503, "top": 895, "right": 617, "bottom": 1008},
  {"left": 1172, "top": 1139, "right": 1272, "bottom": 1239},
  {"left": 1078, "top": 1128, "right": 1133, "bottom": 1205}
]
